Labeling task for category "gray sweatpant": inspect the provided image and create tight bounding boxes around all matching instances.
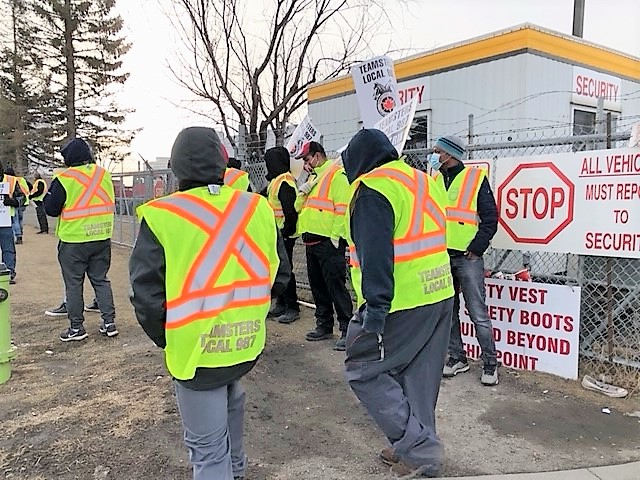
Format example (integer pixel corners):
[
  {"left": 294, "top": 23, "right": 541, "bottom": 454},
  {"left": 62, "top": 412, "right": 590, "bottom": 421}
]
[
  {"left": 174, "top": 380, "right": 247, "bottom": 480},
  {"left": 345, "top": 298, "right": 453, "bottom": 469},
  {"left": 57, "top": 240, "right": 115, "bottom": 329}
]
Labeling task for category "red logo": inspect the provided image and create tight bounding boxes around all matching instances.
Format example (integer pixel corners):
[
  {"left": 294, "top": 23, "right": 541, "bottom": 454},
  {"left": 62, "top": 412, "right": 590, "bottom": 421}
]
[{"left": 497, "top": 162, "right": 575, "bottom": 244}]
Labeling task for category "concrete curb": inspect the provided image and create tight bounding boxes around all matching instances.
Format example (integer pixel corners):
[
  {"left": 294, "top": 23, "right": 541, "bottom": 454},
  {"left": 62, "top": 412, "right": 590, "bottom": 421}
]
[{"left": 441, "top": 461, "right": 640, "bottom": 480}]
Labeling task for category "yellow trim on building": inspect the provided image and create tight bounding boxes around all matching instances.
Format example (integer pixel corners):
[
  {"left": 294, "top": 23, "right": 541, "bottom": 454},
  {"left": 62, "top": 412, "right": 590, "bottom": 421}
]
[{"left": 308, "top": 25, "right": 640, "bottom": 102}]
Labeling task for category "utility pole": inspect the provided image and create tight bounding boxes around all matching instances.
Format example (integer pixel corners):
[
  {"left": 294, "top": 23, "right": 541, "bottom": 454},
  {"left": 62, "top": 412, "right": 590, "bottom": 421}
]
[{"left": 572, "top": 0, "right": 585, "bottom": 38}]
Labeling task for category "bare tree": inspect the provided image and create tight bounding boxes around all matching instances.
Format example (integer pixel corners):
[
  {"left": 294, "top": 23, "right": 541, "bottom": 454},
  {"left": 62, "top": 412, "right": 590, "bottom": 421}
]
[{"left": 167, "top": 0, "right": 389, "bottom": 154}]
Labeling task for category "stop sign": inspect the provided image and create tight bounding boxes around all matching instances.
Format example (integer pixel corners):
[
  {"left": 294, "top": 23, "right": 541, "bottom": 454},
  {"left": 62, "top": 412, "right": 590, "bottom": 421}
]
[{"left": 497, "top": 162, "right": 575, "bottom": 244}]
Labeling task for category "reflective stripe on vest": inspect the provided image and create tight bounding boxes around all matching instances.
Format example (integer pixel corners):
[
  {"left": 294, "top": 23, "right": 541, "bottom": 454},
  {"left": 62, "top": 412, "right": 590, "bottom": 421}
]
[
  {"left": 267, "top": 172, "right": 295, "bottom": 228},
  {"left": 224, "top": 168, "right": 250, "bottom": 191},
  {"left": 303, "top": 164, "right": 345, "bottom": 215},
  {"left": 148, "top": 192, "right": 271, "bottom": 329},
  {"left": 446, "top": 168, "right": 483, "bottom": 225},
  {"left": 59, "top": 167, "right": 115, "bottom": 220}
]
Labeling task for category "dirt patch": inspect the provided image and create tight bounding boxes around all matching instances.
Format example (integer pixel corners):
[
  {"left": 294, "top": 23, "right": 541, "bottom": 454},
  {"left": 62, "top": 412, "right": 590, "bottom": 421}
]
[{"left": 1, "top": 219, "right": 639, "bottom": 479}]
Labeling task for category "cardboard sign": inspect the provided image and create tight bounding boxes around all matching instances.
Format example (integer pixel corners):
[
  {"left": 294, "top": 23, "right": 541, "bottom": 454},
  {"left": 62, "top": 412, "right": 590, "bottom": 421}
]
[
  {"left": 351, "top": 55, "right": 400, "bottom": 128},
  {"left": 0, "top": 182, "right": 11, "bottom": 227},
  {"left": 373, "top": 97, "right": 418, "bottom": 155}
]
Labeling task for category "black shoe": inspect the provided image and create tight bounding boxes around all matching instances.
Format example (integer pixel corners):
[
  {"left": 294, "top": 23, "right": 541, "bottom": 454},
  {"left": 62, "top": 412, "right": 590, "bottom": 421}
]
[
  {"left": 276, "top": 309, "right": 300, "bottom": 324},
  {"left": 15, "top": 236, "right": 22, "bottom": 244},
  {"left": 9, "top": 276, "right": 16, "bottom": 285},
  {"left": 267, "top": 303, "right": 286, "bottom": 318},
  {"left": 305, "top": 328, "right": 333, "bottom": 341},
  {"left": 99, "top": 323, "right": 119, "bottom": 337},
  {"left": 333, "top": 332, "right": 347, "bottom": 351},
  {"left": 84, "top": 299, "right": 100, "bottom": 313},
  {"left": 59, "top": 327, "right": 88, "bottom": 342},
  {"left": 45, "top": 303, "right": 67, "bottom": 317},
  {"left": 36, "top": 230, "right": 48, "bottom": 234}
]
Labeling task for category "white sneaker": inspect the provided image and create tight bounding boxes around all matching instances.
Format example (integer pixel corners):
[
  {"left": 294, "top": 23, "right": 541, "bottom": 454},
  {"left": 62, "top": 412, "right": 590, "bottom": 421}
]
[
  {"left": 581, "top": 375, "right": 627, "bottom": 398},
  {"left": 481, "top": 365, "right": 499, "bottom": 386}
]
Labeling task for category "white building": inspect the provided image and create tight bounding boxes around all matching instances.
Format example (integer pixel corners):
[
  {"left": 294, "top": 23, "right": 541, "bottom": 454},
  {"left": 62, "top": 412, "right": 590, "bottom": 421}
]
[{"left": 306, "top": 23, "right": 640, "bottom": 152}]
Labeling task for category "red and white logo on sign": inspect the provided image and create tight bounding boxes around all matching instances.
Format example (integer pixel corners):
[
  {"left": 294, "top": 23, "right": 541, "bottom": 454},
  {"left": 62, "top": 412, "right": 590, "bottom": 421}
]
[{"left": 497, "top": 162, "right": 575, "bottom": 244}]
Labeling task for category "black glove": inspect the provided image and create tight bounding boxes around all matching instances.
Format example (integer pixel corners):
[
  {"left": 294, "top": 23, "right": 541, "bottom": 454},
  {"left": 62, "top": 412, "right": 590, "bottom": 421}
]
[{"left": 3, "top": 196, "right": 18, "bottom": 207}]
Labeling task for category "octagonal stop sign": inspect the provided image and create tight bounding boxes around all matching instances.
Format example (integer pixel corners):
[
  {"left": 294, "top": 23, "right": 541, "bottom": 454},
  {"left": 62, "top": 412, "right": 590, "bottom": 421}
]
[{"left": 497, "top": 162, "right": 575, "bottom": 244}]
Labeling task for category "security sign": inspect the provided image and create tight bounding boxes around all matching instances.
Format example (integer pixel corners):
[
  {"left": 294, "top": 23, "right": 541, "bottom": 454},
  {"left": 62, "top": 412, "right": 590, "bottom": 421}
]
[
  {"left": 497, "top": 162, "right": 574, "bottom": 244},
  {"left": 492, "top": 149, "right": 640, "bottom": 258}
]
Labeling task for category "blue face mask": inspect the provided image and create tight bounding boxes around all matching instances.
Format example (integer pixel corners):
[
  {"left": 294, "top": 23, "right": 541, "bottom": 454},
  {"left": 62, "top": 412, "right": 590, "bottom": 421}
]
[{"left": 428, "top": 152, "right": 442, "bottom": 170}]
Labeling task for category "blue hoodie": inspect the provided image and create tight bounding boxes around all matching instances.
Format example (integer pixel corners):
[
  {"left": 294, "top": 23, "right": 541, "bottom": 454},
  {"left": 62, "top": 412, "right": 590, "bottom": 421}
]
[{"left": 341, "top": 129, "right": 399, "bottom": 334}]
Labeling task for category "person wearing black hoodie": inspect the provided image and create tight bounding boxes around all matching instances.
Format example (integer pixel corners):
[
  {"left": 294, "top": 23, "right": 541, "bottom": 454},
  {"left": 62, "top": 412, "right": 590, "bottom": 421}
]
[
  {"left": 263, "top": 146, "right": 300, "bottom": 323},
  {"left": 45, "top": 138, "right": 118, "bottom": 342},
  {"left": 129, "top": 127, "right": 290, "bottom": 480},
  {"left": 341, "top": 129, "right": 454, "bottom": 478}
]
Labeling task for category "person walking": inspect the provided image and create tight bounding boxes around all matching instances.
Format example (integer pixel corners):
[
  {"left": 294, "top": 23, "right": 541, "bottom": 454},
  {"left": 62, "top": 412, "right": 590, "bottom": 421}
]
[
  {"left": 44, "top": 138, "right": 118, "bottom": 341},
  {"left": 294, "top": 141, "right": 352, "bottom": 351},
  {"left": 0, "top": 163, "right": 24, "bottom": 284},
  {"left": 5, "top": 166, "right": 30, "bottom": 244},
  {"left": 129, "top": 127, "right": 290, "bottom": 480},
  {"left": 430, "top": 135, "right": 499, "bottom": 386},
  {"left": 264, "top": 146, "right": 300, "bottom": 324},
  {"left": 341, "top": 129, "right": 454, "bottom": 477},
  {"left": 29, "top": 173, "right": 49, "bottom": 234}
]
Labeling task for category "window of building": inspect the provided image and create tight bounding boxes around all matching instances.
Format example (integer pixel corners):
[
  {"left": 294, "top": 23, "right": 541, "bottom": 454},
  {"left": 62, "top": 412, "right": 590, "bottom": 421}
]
[
  {"left": 404, "top": 111, "right": 429, "bottom": 151},
  {"left": 572, "top": 107, "right": 619, "bottom": 151}
]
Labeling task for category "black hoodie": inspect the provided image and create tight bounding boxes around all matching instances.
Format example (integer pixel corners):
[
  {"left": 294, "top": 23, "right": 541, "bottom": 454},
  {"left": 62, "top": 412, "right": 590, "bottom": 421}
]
[
  {"left": 129, "top": 127, "right": 292, "bottom": 391},
  {"left": 264, "top": 146, "right": 298, "bottom": 238},
  {"left": 341, "top": 129, "right": 398, "bottom": 334}
]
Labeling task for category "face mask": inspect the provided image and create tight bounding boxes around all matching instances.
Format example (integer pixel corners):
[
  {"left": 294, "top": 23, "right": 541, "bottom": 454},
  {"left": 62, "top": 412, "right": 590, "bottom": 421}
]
[{"left": 428, "top": 152, "right": 442, "bottom": 170}]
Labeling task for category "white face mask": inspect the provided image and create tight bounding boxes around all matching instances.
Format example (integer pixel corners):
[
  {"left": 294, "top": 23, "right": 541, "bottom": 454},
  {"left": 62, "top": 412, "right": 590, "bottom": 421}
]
[{"left": 428, "top": 152, "right": 442, "bottom": 170}]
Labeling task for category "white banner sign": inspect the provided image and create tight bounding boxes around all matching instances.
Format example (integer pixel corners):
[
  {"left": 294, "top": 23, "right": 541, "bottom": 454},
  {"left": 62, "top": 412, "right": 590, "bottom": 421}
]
[
  {"left": 572, "top": 66, "right": 621, "bottom": 111},
  {"left": 460, "top": 279, "right": 581, "bottom": 379},
  {"left": 373, "top": 97, "right": 418, "bottom": 154},
  {"left": 351, "top": 55, "right": 400, "bottom": 128},
  {"left": 492, "top": 148, "right": 640, "bottom": 258},
  {"left": 0, "top": 182, "right": 11, "bottom": 227}
]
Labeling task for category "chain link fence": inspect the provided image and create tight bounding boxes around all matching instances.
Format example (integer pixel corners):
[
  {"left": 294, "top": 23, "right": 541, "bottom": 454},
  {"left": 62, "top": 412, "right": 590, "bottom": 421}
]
[{"left": 112, "top": 129, "right": 639, "bottom": 393}]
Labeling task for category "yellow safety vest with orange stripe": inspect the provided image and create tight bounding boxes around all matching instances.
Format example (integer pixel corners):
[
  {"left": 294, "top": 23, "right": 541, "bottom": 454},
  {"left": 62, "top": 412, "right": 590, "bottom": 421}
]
[
  {"left": 267, "top": 172, "right": 297, "bottom": 230},
  {"left": 346, "top": 160, "right": 454, "bottom": 311},
  {"left": 296, "top": 160, "right": 349, "bottom": 240},
  {"left": 137, "top": 186, "right": 280, "bottom": 381},
  {"left": 30, "top": 178, "right": 48, "bottom": 201},
  {"left": 55, "top": 164, "right": 115, "bottom": 243},
  {"left": 435, "top": 167, "right": 485, "bottom": 251},
  {"left": 224, "top": 167, "right": 250, "bottom": 191}
]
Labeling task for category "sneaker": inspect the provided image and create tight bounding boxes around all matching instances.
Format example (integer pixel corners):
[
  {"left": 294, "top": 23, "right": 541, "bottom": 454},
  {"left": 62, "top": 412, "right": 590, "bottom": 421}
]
[
  {"left": 379, "top": 447, "right": 398, "bottom": 465},
  {"left": 390, "top": 459, "right": 442, "bottom": 478},
  {"left": 15, "top": 236, "right": 22, "bottom": 245},
  {"left": 581, "top": 375, "right": 627, "bottom": 398},
  {"left": 59, "top": 327, "right": 88, "bottom": 342},
  {"left": 481, "top": 365, "right": 499, "bottom": 386},
  {"left": 37, "top": 230, "right": 48, "bottom": 234},
  {"left": 84, "top": 300, "right": 100, "bottom": 313},
  {"left": 305, "top": 327, "right": 333, "bottom": 341},
  {"left": 333, "top": 332, "right": 347, "bottom": 351},
  {"left": 276, "top": 309, "right": 300, "bottom": 324},
  {"left": 99, "top": 323, "right": 119, "bottom": 337},
  {"left": 45, "top": 303, "right": 67, "bottom": 317},
  {"left": 442, "top": 358, "right": 469, "bottom": 377},
  {"left": 9, "top": 277, "right": 16, "bottom": 285},
  {"left": 267, "top": 303, "right": 286, "bottom": 318}
]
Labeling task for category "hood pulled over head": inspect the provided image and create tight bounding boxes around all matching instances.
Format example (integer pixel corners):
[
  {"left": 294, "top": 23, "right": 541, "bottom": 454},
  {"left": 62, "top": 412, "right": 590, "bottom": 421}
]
[
  {"left": 170, "top": 127, "right": 226, "bottom": 185},
  {"left": 341, "top": 129, "right": 398, "bottom": 183},
  {"left": 61, "top": 138, "right": 93, "bottom": 167},
  {"left": 264, "top": 146, "right": 291, "bottom": 181}
]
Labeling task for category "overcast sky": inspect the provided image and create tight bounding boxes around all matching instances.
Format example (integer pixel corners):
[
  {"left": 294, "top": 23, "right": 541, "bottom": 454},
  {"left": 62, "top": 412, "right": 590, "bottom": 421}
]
[{"left": 114, "top": 0, "right": 640, "bottom": 165}]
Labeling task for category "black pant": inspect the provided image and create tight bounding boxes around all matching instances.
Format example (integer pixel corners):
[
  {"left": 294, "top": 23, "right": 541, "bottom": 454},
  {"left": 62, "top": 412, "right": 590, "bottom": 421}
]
[
  {"left": 306, "top": 239, "right": 353, "bottom": 333},
  {"left": 34, "top": 201, "right": 48, "bottom": 233},
  {"left": 276, "top": 236, "right": 299, "bottom": 310},
  {"left": 58, "top": 240, "right": 116, "bottom": 329}
]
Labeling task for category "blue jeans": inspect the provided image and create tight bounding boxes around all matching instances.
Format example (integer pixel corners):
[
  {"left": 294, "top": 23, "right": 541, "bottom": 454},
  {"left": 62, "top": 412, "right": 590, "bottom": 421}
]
[
  {"left": 11, "top": 207, "right": 24, "bottom": 238},
  {"left": 0, "top": 226, "right": 16, "bottom": 278},
  {"left": 448, "top": 255, "right": 497, "bottom": 367}
]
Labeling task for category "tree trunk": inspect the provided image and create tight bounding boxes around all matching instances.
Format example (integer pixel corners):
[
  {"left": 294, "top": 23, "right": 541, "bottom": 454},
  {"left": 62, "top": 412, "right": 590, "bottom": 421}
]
[{"left": 63, "top": 0, "right": 76, "bottom": 139}]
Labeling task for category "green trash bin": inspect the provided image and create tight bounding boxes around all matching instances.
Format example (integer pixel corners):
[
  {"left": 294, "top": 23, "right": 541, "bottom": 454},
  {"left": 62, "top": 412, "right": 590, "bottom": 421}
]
[{"left": 0, "top": 262, "right": 15, "bottom": 385}]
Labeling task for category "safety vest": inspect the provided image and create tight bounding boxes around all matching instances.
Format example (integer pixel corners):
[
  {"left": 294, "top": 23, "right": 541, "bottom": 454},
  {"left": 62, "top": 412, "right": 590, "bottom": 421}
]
[
  {"left": 2, "top": 175, "right": 18, "bottom": 216},
  {"left": 224, "top": 168, "right": 250, "bottom": 191},
  {"left": 137, "top": 187, "right": 280, "bottom": 380},
  {"left": 55, "top": 164, "right": 115, "bottom": 243},
  {"left": 435, "top": 167, "right": 485, "bottom": 251},
  {"left": 267, "top": 172, "right": 296, "bottom": 230},
  {"left": 346, "top": 160, "right": 454, "bottom": 311},
  {"left": 30, "top": 178, "right": 48, "bottom": 201},
  {"left": 296, "top": 161, "right": 348, "bottom": 239}
]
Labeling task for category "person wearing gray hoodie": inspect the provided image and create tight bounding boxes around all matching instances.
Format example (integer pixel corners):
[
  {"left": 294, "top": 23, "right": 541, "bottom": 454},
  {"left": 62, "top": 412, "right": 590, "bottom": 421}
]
[
  {"left": 341, "top": 129, "right": 454, "bottom": 478},
  {"left": 129, "top": 127, "right": 290, "bottom": 480}
]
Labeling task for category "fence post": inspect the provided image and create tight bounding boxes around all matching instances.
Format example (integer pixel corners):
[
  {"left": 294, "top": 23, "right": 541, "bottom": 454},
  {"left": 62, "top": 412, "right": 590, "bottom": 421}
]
[{"left": 468, "top": 114, "right": 474, "bottom": 160}]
